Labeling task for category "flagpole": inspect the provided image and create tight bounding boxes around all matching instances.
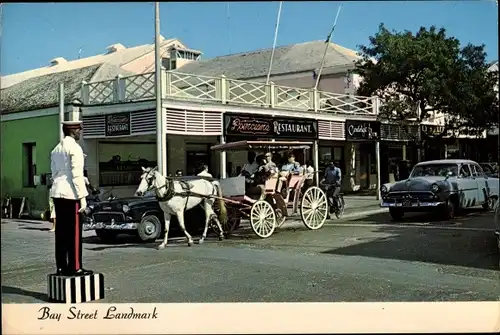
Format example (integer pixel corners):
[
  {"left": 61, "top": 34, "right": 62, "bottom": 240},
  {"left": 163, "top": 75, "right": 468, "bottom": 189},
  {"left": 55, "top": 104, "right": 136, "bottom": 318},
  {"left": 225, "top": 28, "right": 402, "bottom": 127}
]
[
  {"left": 314, "top": 4, "right": 342, "bottom": 90},
  {"left": 226, "top": 3, "right": 232, "bottom": 54},
  {"left": 266, "top": 1, "right": 283, "bottom": 85}
]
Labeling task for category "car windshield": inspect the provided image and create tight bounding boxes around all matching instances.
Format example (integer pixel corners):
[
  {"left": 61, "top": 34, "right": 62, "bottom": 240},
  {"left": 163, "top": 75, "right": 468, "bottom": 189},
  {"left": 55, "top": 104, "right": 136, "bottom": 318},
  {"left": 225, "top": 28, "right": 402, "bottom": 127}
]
[{"left": 410, "top": 163, "right": 458, "bottom": 178}]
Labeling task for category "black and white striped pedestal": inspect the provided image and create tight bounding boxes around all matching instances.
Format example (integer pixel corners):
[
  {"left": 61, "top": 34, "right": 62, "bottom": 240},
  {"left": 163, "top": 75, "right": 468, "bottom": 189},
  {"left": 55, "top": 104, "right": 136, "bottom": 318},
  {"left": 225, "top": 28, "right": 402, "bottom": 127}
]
[{"left": 47, "top": 273, "right": 105, "bottom": 303}]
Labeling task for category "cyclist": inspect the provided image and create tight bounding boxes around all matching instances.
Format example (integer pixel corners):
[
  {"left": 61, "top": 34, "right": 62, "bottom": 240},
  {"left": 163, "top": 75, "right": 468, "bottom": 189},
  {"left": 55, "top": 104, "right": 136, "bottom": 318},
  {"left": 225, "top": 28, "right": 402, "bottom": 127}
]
[{"left": 321, "top": 160, "right": 342, "bottom": 214}]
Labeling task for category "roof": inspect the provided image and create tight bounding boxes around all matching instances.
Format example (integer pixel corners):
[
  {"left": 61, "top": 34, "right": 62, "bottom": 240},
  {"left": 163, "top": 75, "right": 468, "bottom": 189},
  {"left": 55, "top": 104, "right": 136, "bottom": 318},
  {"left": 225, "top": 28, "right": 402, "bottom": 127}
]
[
  {"left": 1, "top": 37, "right": 196, "bottom": 114},
  {"left": 175, "top": 40, "right": 360, "bottom": 80},
  {"left": 488, "top": 60, "right": 498, "bottom": 72},
  {"left": 415, "top": 159, "right": 477, "bottom": 166},
  {"left": 0, "top": 64, "right": 101, "bottom": 114},
  {"left": 210, "top": 140, "right": 313, "bottom": 151},
  {"left": 1, "top": 37, "right": 180, "bottom": 89}
]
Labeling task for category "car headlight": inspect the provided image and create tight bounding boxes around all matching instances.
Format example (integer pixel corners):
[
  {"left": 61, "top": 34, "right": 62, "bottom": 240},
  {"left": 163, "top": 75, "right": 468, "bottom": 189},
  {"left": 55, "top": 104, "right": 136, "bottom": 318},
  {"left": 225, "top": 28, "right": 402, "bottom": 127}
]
[
  {"left": 122, "top": 205, "right": 130, "bottom": 213},
  {"left": 381, "top": 185, "right": 388, "bottom": 194},
  {"left": 431, "top": 183, "right": 440, "bottom": 193}
]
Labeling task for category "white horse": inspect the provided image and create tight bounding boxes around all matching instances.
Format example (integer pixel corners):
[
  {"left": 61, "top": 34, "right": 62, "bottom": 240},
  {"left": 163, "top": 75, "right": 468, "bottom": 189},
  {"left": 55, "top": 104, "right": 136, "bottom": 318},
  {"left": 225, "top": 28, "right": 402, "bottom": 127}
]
[{"left": 135, "top": 167, "right": 227, "bottom": 249}]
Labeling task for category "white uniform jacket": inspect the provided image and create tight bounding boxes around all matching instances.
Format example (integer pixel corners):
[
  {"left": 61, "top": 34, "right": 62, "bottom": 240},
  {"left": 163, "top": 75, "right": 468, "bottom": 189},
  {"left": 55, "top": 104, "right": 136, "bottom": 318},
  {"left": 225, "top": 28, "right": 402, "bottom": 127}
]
[
  {"left": 197, "top": 170, "right": 213, "bottom": 178},
  {"left": 50, "top": 136, "right": 88, "bottom": 200}
]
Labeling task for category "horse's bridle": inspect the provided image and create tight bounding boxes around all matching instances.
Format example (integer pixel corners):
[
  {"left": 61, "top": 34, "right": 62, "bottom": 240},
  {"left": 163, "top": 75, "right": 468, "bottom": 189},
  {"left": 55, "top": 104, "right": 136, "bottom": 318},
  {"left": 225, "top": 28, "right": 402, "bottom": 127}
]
[
  {"left": 143, "top": 169, "right": 168, "bottom": 193},
  {"left": 142, "top": 169, "right": 176, "bottom": 202}
]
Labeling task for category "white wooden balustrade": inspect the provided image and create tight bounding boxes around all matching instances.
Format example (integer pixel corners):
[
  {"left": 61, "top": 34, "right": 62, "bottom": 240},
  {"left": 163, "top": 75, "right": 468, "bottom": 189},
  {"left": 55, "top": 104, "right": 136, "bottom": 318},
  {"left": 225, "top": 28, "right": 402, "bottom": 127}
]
[{"left": 82, "top": 71, "right": 377, "bottom": 115}]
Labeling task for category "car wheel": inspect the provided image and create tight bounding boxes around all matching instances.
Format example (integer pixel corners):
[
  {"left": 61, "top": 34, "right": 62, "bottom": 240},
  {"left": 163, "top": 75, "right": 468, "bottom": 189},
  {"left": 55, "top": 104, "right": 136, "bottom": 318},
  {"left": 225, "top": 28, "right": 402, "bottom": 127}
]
[
  {"left": 482, "top": 196, "right": 494, "bottom": 211},
  {"left": 442, "top": 197, "right": 456, "bottom": 220},
  {"left": 389, "top": 208, "right": 404, "bottom": 221},
  {"left": 496, "top": 232, "right": 500, "bottom": 254},
  {"left": 137, "top": 215, "right": 162, "bottom": 243},
  {"left": 95, "top": 229, "right": 118, "bottom": 243}
]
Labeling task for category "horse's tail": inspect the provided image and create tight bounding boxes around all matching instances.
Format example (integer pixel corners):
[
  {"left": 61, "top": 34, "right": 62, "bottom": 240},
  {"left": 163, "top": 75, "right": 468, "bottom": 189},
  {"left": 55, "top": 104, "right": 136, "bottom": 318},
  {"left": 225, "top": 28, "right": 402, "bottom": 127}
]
[{"left": 213, "top": 181, "right": 227, "bottom": 226}]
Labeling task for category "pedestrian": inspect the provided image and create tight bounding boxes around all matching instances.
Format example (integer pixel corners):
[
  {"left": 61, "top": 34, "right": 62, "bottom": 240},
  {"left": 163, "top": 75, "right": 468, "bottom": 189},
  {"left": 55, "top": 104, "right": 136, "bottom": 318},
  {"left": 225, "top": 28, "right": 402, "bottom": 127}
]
[
  {"left": 303, "top": 160, "right": 315, "bottom": 189},
  {"left": 197, "top": 164, "right": 213, "bottom": 178},
  {"left": 50, "top": 120, "right": 92, "bottom": 276}
]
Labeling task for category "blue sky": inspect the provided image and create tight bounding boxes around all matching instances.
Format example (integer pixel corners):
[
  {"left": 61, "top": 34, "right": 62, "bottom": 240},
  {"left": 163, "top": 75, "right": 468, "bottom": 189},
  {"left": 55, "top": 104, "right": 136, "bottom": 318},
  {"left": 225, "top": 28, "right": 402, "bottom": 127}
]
[{"left": 1, "top": 1, "right": 498, "bottom": 75}]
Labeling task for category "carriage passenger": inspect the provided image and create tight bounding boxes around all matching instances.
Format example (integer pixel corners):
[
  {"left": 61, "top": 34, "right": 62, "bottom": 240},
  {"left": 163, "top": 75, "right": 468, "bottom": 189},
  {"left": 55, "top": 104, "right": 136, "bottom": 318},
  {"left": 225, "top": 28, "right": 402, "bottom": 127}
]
[
  {"left": 281, "top": 153, "right": 302, "bottom": 175},
  {"left": 264, "top": 152, "right": 279, "bottom": 175}
]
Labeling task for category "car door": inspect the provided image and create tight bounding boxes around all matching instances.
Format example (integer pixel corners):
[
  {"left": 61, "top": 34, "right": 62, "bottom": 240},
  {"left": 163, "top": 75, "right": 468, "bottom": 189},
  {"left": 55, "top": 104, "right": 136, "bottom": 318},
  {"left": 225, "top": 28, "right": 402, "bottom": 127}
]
[
  {"left": 470, "top": 164, "right": 486, "bottom": 204},
  {"left": 458, "top": 164, "right": 477, "bottom": 208}
]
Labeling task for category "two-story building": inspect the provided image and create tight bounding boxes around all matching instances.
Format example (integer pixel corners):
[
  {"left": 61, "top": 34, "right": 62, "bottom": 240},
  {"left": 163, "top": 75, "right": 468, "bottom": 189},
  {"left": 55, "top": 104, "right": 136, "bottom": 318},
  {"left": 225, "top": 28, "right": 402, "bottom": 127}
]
[
  {"left": 79, "top": 40, "right": 381, "bottom": 198},
  {"left": 0, "top": 36, "right": 201, "bottom": 210}
]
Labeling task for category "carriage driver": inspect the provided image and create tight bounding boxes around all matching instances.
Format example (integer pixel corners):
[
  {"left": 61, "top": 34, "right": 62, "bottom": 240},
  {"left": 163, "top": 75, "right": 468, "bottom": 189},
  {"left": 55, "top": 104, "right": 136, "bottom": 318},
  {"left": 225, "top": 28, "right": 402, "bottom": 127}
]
[{"left": 245, "top": 154, "right": 272, "bottom": 200}]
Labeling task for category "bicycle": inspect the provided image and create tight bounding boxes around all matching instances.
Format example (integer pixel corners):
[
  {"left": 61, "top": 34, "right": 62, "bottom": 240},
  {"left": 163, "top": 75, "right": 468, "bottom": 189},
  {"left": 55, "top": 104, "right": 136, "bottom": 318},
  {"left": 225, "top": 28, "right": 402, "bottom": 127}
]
[{"left": 319, "top": 181, "right": 345, "bottom": 219}]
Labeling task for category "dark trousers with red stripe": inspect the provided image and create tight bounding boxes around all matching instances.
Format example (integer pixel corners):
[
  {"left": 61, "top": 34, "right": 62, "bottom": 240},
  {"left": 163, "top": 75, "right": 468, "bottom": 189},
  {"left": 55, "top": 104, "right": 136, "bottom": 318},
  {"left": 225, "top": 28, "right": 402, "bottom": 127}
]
[{"left": 53, "top": 198, "right": 83, "bottom": 272}]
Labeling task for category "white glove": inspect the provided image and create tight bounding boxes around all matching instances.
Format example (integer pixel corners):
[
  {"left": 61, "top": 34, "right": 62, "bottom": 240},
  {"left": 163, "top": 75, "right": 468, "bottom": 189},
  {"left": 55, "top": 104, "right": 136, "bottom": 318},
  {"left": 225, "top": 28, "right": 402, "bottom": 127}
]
[{"left": 79, "top": 198, "right": 87, "bottom": 213}]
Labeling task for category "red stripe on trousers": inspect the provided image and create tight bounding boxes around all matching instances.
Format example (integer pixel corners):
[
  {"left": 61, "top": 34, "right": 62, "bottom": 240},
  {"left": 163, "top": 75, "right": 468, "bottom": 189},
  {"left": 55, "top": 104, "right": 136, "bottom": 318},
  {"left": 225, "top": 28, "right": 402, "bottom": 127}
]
[{"left": 75, "top": 202, "right": 81, "bottom": 270}]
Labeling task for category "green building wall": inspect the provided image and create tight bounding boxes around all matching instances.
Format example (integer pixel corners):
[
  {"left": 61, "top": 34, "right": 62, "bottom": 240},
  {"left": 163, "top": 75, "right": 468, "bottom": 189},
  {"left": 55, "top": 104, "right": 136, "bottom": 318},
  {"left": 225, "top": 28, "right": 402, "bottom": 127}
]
[{"left": 1, "top": 114, "right": 60, "bottom": 211}]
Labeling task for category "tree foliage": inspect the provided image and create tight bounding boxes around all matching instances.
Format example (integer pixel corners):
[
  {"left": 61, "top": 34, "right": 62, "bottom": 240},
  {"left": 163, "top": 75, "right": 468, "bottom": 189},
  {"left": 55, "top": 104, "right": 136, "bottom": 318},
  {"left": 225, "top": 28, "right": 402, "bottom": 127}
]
[{"left": 354, "top": 24, "right": 499, "bottom": 138}]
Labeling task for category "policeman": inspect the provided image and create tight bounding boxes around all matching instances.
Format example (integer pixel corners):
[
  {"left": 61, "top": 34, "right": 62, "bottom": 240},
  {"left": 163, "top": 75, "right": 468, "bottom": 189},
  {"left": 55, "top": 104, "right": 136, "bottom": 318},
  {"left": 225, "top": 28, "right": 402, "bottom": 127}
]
[{"left": 50, "top": 121, "right": 92, "bottom": 276}]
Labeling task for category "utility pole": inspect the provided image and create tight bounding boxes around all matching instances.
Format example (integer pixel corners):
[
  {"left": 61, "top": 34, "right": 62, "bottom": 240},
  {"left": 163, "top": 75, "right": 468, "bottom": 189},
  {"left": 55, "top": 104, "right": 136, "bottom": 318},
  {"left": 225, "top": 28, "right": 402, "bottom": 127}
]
[
  {"left": 155, "top": 2, "right": 166, "bottom": 176},
  {"left": 59, "top": 83, "right": 65, "bottom": 142}
]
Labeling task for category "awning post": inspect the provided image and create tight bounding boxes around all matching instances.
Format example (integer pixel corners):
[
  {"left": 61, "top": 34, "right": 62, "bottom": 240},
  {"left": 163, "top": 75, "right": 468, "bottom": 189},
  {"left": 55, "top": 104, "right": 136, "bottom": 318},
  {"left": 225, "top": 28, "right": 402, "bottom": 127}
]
[
  {"left": 376, "top": 140, "right": 381, "bottom": 201},
  {"left": 220, "top": 135, "right": 227, "bottom": 179},
  {"left": 313, "top": 140, "right": 319, "bottom": 185}
]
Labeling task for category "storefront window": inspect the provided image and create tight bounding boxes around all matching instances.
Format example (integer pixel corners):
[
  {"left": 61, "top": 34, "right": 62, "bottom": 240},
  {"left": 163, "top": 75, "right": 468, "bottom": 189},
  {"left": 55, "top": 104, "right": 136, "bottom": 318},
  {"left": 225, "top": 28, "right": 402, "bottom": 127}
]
[
  {"left": 319, "top": 146, "right": 345, "bottom": 175},
  {"left": 319, "top": 147, "right": 332, "bottom": 168},
  {"left": 98, "top": 142, "right": 156, "bottom": 187},
  {"left": 185, "top": 143, "right": 212, "bottom": 176}
]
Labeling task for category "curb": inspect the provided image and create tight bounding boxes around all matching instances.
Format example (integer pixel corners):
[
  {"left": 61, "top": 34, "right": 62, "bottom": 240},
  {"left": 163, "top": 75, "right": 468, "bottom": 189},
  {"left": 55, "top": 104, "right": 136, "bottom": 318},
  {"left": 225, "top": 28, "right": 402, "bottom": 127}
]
[{"left": 341, "top": 208, "right": 388, "bottom": 219}]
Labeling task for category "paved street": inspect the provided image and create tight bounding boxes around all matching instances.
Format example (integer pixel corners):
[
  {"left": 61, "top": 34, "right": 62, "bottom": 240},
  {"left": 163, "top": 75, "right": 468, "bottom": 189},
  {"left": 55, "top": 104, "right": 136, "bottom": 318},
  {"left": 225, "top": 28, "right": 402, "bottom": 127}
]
[{"left": 2, "top": 202, "right": 499, "bottom": 303}]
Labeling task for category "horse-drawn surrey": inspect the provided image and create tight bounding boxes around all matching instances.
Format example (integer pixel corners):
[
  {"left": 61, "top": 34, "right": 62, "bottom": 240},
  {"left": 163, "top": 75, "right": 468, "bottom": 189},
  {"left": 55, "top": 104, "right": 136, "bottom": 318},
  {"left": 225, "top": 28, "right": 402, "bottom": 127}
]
[{"left": 84, "top": 140, "right": 329, "bottom": 248}]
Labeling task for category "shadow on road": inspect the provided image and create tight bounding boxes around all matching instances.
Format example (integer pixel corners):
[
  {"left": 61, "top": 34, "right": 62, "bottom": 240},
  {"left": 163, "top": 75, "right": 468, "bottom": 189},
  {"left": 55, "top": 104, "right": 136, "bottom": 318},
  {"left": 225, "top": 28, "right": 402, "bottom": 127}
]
[
  {"left": 82, "top": 232, "right": 217, "bottom": 251},
  {"left": 344, "top": 208, "right": 490, "bottom": 226},
  {"left": 19, "top": 226, "right": 51, "bottom": 232},
  {"left": 2, "top": 285, "right": 49, "bottom": 302},
  {"left": 322, "top": 215, "right": 500, "bottom": 271}
]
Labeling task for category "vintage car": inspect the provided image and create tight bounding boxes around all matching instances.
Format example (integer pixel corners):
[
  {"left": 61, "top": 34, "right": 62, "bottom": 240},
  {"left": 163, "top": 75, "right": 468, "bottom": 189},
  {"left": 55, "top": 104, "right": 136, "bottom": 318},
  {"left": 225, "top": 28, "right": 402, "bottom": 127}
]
[
  {"left": 83, "top": 195, "right": 206, "bottom": 243},
  {"left": 495, "top": 202, "right": 500, "bottom": 256},
  {"left": 380, "top": 159, "right": 499, "bottom": 221}
]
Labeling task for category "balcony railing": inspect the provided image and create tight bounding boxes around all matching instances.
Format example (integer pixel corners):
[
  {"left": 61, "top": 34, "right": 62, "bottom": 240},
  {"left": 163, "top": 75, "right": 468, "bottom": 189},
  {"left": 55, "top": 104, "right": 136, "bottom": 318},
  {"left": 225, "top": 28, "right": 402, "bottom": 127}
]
[{"left": 81, "top": 71, "right": 378, "bottom": 115}]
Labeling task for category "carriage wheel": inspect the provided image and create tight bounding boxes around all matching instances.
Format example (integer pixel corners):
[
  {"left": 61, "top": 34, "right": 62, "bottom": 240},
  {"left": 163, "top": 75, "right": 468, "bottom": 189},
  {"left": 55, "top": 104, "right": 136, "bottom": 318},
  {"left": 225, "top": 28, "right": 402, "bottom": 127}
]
[
  {"left": 300, "top": 186, "right": 328, "bottom": 230},
  {"left": 224, "top": 206, "right": 242, "bottom": 234},
  {"left": 250, "top": 200, "right": 276, "bottom": 238},
  {"left": 265, "top": 194, "right": 287, "bottom": 228}
]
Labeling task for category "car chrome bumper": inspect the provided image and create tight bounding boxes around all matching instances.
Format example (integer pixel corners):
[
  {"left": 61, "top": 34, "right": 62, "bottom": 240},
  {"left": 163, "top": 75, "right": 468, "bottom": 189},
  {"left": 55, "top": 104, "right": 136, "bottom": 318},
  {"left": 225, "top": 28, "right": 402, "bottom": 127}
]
[
  {"left": 83, "top": 222, "right": 138, "bottom": 231},
  {"left": 381, "top": 201, "right": 445, "bottom": 208}
]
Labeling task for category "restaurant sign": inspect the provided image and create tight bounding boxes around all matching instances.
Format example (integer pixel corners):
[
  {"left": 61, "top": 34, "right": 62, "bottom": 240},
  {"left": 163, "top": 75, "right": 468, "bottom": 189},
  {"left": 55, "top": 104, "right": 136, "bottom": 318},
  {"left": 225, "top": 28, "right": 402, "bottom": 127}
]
[
  {"left": 344, "top": 120, "right": 380, "bottom": 140},
  {"left": 224, "top": 114, "right": 318, "bottom": 139},
  {"left": 105, "top": 112, "right": 131, "bottom": 137}
]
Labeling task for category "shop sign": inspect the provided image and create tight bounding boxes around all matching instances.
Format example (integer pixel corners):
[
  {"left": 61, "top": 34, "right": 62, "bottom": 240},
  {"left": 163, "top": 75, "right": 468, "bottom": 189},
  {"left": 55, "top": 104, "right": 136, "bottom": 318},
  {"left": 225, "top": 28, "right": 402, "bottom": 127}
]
[
  {"left": 345, "top": 120, "right": 380, "bottom": 140},
  {"left": 421, "top": 124, "right": 445, "bottom": 137},
  {"left": 224, "top": 114, "right": 317, "bottom": 139},
  {"left": 105, "top": 112, "right": 131, "bottom": 136}
]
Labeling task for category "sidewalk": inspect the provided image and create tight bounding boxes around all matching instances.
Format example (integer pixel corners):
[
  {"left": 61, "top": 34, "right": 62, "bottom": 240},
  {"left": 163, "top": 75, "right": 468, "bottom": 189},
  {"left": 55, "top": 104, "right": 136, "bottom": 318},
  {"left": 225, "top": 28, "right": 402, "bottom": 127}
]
[
  {"left": 344, "top": 195, "right": 380, "bottom": 209},
  {"left": 342, "top": 195, "right": 386, "bottom": 218}
]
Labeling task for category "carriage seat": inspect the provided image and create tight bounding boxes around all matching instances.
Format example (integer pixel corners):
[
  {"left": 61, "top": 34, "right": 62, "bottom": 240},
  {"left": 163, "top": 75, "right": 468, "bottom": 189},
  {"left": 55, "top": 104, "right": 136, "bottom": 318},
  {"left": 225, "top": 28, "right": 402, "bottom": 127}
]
[{"left": 265, "top": 175, "right": 279, "bottom": 194}]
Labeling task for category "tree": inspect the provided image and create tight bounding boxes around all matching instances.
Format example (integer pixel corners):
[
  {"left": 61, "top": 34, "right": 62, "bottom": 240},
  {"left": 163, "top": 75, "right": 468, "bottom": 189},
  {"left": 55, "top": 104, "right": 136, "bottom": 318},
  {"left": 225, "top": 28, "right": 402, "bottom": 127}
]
[{"left": 354, "top": 23, "right": 499, "bottom": 139}]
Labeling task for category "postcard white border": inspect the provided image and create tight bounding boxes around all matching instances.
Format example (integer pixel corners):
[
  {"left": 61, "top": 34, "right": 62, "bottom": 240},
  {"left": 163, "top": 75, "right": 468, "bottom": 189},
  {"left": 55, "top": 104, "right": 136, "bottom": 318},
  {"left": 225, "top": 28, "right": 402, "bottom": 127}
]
[{"left": 2, "top": 302, "right": 500, "bottom": 334}]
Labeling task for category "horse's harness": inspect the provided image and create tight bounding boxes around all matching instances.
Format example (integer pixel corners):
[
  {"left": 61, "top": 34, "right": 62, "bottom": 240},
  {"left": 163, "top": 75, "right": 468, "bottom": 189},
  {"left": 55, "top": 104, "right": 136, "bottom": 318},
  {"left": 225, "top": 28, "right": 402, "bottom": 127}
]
[{"left": 144, "top": 170, "right": 215, "bottom": 208}]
